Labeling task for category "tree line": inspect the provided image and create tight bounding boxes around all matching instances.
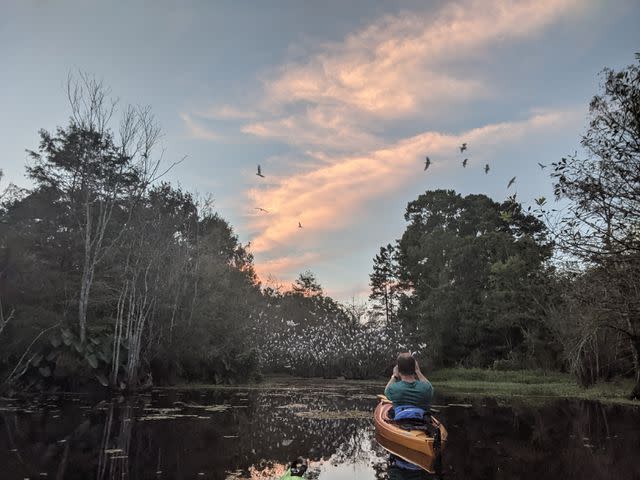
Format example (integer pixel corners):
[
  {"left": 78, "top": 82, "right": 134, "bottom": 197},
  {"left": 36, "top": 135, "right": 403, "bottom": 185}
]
[{"left": 1, "top": 55, "right": 638, "bottom": 398}]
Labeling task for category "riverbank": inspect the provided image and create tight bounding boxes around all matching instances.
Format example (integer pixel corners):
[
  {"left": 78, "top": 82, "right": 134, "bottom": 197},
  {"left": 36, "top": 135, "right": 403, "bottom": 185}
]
[
  {"left": 168, "top": 368, "right": 638, "bottom": 406},
  {"left": 428, "top": 368, "right": 637, "bottom": 405}
]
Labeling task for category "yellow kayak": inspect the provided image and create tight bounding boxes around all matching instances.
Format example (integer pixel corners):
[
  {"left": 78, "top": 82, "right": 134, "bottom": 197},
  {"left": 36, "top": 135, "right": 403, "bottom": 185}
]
[{"left": 374, "top": 395, "right": 447, "bottom": 473}]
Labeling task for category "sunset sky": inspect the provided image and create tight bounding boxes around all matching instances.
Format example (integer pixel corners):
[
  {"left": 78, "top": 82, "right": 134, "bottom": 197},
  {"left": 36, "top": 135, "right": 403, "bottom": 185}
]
[{"left": 2, "top": 1, "right": 639, "bottom": 301}]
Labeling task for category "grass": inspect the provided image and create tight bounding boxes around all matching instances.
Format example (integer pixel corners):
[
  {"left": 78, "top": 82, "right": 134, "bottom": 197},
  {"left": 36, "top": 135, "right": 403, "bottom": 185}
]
[{"left": 428, "top": 368, "right": 638, "bottom": 406}]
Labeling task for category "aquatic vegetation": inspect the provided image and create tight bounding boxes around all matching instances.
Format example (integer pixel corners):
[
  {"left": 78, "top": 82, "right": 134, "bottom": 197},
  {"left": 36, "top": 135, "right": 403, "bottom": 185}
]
[
  {"left": 203, "top": 405, "right": 231, "bottom": 412},
  {"left": 294, "top": 409, "right": 371, "bottom": 420}
]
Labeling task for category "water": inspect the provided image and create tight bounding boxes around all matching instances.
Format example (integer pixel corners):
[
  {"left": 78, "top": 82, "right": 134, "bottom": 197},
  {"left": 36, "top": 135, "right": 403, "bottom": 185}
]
[{"left": 1, "top": 379, "right": 639, "bottom": 480}]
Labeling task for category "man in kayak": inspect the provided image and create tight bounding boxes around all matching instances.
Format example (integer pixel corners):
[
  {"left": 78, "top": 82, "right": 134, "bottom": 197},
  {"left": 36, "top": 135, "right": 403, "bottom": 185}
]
[{"left": 384, "top": 353, "right": 434, "bottom": 414}]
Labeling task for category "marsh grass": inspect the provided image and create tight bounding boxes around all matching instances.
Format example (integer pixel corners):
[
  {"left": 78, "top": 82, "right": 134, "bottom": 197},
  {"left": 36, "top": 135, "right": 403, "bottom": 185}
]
[
  {"left": 165, "top": 370, "right": 639, "bottom": 406},
  {"left": 429, "top": 368, "right": 638, "bottom": 405}
]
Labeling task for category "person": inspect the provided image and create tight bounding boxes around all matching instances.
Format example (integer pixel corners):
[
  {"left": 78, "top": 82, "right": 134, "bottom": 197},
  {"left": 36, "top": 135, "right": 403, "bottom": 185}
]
[
  {"left": 384, "top": 353, "right": 434, "bottom": 415},
  {"left": 279, "top": 457, "right": 307, "bottom": 479}
]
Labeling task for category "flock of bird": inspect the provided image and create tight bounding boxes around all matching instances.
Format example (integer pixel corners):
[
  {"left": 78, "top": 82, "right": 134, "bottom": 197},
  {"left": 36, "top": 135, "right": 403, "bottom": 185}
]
[
  {"left": 258, "top": 313, "right": 412, "bottom": 378},
  {"left": 426, "top": 142, "right": 550, "bottom": 192},
  {"left": 254, "top": 142, "right": 549, "bottom": 232},
  {"left": 424, "top": 141, "right": 521, "bottom": 190}
]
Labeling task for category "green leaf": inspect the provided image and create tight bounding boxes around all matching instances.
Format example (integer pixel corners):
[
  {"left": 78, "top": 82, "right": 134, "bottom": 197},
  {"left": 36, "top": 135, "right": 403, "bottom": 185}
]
[
  {"left": 50, "top": 337, "right": 61, "bottom": 348},
  {"left": 39, "top": 366, "right": 51, "bottom": 377}
]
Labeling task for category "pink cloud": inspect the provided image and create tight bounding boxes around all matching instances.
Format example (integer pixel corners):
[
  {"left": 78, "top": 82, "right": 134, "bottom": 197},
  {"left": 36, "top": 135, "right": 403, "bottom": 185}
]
[
  {"left": 181, "top": 0, "right": 592, "bottom": 294},
  {"left": 253, "top": 252, "right": 321, "bottom": 284},
  {"left": 260, "top": 0, "right": 584, "bottom": 120},
  {"left": 247, "top": 109, "right": 581, "bottom": 255},
  {"left": 179, "top": 112, "right": 219, "bottom": 141},
  {"left": 197, "top": 105, "right": 257, "bottom": 120}
]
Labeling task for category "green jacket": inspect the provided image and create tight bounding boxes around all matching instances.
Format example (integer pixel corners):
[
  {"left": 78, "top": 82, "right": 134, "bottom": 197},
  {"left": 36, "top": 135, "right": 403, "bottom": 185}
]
[{"left": 279, "top": 469, "right": 304, "bottom": 479}]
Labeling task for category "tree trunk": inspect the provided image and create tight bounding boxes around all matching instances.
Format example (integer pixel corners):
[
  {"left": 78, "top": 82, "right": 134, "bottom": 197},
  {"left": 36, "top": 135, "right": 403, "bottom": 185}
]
[
  {"left": 629, "top": 337, "right": 640, "bottom": 400},
  {"left": 384, "top": 286, "right": 389, "bottom": 325}
]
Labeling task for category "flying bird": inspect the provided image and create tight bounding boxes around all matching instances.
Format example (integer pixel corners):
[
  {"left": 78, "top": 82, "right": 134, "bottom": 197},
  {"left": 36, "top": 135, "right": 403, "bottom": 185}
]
[
  {"left": 255, "top": 207, "right": 269, "bottom": 213},
  {"left": 424, "top": 156, "right": 431, "bottom": 171},
  {"left": 537, "top": 162, "right": 547, "bottom": 170},
  {"left": 462, "top": 158, "right": 468, "bottom": 168},
  {"left": 256, "top": 165, "right": 265, "bottom": 178},
  {"left": 298, "top": 222, "right": 303, "bottom": 229},
  {"left": 459, "top": 143, "right": 467, "bottom": 153},
  {"left": 507, "top": 176, "right": 516, "bottom": 188},
  {"left": 484, "top": 164, "right": 490, "bottom": 174}
]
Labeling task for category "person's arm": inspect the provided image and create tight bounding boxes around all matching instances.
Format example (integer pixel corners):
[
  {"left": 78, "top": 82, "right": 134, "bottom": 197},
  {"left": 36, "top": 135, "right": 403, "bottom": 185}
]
[
  {"left": 414, "top": 359, "right": 428, "bottom": 383},
  {"left": 385, "top": 365, "right": 400, "bottom": 392}
]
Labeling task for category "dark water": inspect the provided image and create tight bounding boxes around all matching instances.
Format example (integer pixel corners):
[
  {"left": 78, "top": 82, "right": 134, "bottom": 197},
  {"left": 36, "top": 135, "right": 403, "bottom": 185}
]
[{"left": 1, "top": 380, "right": 640, "bottom": 480}]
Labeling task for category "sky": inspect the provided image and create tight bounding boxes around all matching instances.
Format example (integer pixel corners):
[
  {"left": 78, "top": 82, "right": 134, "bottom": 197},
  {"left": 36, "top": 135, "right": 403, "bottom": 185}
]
[{"left": 2, "top": 0, "right": 639, "bottom": 301}]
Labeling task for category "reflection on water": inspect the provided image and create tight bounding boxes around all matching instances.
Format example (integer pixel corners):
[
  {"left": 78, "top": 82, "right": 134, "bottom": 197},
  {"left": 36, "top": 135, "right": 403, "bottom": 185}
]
[{"left": 1, "top": 380, "right": 640, "bottom": 479}]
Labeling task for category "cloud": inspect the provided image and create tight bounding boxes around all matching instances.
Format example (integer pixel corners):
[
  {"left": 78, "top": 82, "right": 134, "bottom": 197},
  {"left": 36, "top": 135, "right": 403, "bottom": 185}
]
[
  {"left": 197, "top": 105, "right": 257, "bottom": 120},
  {"left": 179, "top": 113, "right": 220, "bottom": 141},
  {"left": 248, "top": 0, "right": 584, "bottom": 145},
  {"left": 191, "top": 0, "right": 586, "bottom": 150},
  {"left": 247, "top": 108, "right": 581, "bottom": 255},
  {"left": 241, "top": 105, "right": 381, "bottom": 152},
  {"left": 183, "top": 0, "right": 591, "bottom": 292},
  {"left": 253, "top": 252, "right": 321, "bottom": 284}
]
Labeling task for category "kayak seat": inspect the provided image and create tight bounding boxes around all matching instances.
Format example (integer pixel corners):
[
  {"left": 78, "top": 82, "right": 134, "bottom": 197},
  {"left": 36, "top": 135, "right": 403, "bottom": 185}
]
[{"left": 385, "top": 406, "right": 439, "bottom": 436}]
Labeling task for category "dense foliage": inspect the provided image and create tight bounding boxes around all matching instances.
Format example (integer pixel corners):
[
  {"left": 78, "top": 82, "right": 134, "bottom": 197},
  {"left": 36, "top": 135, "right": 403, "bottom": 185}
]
[
  {"left": 0, "top": 76, "right": 262, "bottom": 391},
  {"left": 393, "top": 190, "right": 559, "bottom": 369},
  {"left": 549, "top": 54, "right": 640, "bottom": 398}
]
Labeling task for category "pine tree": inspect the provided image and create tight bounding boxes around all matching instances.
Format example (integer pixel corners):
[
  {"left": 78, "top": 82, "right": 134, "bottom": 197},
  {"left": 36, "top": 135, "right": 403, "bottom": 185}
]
[{"left": 369, "top": 243, "right": 400, "bottom": 324}]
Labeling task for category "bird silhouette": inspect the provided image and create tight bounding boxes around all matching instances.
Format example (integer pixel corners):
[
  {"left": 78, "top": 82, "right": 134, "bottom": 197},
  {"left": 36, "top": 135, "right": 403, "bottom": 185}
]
[
  {"left": 424, "top": 156, "right": 431, "bottom": 171},
  {"left": 459, "top": 143, "right": 467, "bottom": 153},
  {"left": 256, "top": 165, "right": 265, "bottom": 178},
  {"left": 255, "top": 207, "right": 269, "bottom": 213},
  {"left": 298, "top": 222, "right": 303, "bottom": 229},
  {"left": 484, "top": 164, "right": 490, "bottom": 174},
  {"left": 537, "top": 162, "right": 547, "bottom": 170},
  {"left": 507, "top": 176, "right": 516, "bottom": 188},
  {"left": 462, "top": 158, "right": 468, "bottom": 168}
]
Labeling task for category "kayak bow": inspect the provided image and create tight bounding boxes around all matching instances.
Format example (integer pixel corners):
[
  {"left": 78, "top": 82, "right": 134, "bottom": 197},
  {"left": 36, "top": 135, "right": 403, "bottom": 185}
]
[{"left": 374, "top": 395, "right": 447, "bottom": 473}]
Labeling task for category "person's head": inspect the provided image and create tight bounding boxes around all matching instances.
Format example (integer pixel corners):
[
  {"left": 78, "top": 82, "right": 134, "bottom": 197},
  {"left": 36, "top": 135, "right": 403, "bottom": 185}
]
[
  {"left": 290, "top": 457, "right": 308, "bottom": 476},
  {"left": 396, "top": 353, "right": 416, "bottom": 375}
]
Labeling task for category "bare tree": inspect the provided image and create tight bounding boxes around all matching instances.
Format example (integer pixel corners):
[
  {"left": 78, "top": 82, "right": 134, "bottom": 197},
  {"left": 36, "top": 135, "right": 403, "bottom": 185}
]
[{"left": 28, "top": 72, "right": 164, "bottom": 344}]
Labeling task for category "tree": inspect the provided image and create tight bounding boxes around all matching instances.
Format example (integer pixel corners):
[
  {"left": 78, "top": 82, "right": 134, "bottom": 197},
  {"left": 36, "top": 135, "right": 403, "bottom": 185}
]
[
  {"left": 1, "top": 74, "right": 263, "bottom": 391},
  {"left": 26, "top": 73, "right": 162, "bottom": 343},
  {"left": 291, "top": 271, "right": 323, "bottom": 297},
  {"left": 369, "top": 243, "right": 401, "bottom": 324},
  {"left": 396, "top": 190, "right": 554, "bottom": 367},
  {"left": 552, "top": 54, "right": 640, "bottom": 398}
]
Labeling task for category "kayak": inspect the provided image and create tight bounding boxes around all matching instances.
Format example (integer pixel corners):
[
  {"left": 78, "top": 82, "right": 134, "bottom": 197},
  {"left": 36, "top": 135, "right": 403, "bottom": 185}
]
[{"left": 374, "top": 395, "right": 447, "bottom": 473}]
